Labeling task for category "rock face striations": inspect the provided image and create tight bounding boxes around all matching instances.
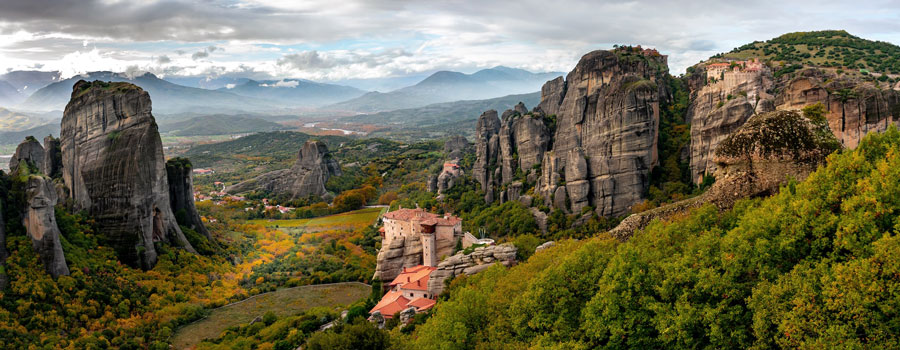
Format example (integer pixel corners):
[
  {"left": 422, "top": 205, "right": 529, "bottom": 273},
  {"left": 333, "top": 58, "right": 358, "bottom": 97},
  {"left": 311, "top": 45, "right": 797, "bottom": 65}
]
[
  {"left": 23, "top": 175, "right": 70, "bottom": 278},
  {"left": 610, "top": 109, "right": 840, "bottom": 239},
  {"left": 426, "top": 243, "right": 517, "bottom": 296},
  {"left": 166, "top": 157, "right": 214, "bottom": 242},
  {"left": 474, "top": 48, "right": 669, "bottom": 217},
  {"left": 687, "top": 60, "right": 900, "bottom": 184},
  {"left": 60, "top": 80, "right": 195, "bottom": 269},
  {"left": 226, "top": 140, "right": 341, "bottom": 199}
]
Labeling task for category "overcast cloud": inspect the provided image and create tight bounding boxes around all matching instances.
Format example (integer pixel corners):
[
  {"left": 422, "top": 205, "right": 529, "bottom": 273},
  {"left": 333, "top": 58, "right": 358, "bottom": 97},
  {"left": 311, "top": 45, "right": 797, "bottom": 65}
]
[{"left": 1, "top": 0, "right": 899, "bottom": 82}]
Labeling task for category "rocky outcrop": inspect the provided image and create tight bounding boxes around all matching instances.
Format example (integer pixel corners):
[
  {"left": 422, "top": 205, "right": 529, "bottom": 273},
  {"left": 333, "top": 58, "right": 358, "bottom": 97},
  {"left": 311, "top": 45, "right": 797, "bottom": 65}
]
[
  {"left": 774, "top": 68, "right": 900, "bottom": 148},
  {"left": 477, "top": 48, "right": 669, "bottom": 217},
  {"left": 443, "top": 135, "right": 471, "bottom": 159},
  {"left": 60, "top": 80, "right": 195, "bottom": 269},
  {"left": 9, "top": 136, "right": 44, "bottom": 174},
  {"left": 427, "top": 243, "right": 517, "bottom": 296},
  {"left": 42, "top": 136, "right": 62, "bottom": 179},
  {"left": 688, "top": 62, "right": 900, "bottom": 184},
  {"left": 166, "top": 157, "right": 213, "bottom": 242},
  {"left": 226, "top": 140, "right": 341, "bottom": 199},
  {"left": 534, "top": 241, "right": 555, "bottom": 253},
  {"left": 373, "top": 235, "right": 425, "bottom": 282},
  {"left": 687, "top": 59, "right": 775, "bottom": 184},
  {"left": 473, "top": 110, "right": 501, "bottom": 202},
  {"left": 23, "top": 176, "right": 69, "bottom": 278},
  {"left": 610, "top": 110, "right": 840, "bottom": 239}
]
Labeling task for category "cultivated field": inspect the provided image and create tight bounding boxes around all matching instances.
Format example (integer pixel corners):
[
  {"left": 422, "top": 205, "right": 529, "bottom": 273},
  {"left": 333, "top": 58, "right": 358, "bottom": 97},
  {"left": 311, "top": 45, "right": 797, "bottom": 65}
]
[
  {"left": 171, "top": 282, "right": 370, "bottom": 349},
  {"left": 250, "top": 206, "right": 386, "bottom": 233}
]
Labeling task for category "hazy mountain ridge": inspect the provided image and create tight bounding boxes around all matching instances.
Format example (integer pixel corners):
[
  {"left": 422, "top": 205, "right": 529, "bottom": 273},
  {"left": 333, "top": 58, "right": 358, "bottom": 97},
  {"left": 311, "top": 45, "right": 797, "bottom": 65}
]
[
  {"left": 158, "top": 114, "right": 289, "bottom": 136},
  {"left": 218, "top": 78, "right": 366, "bottom": 107},
  {"left": 18, "top": 71, "right": 275, "bottom": 114},
  {"left": 324, "top": 66, "right": 562, "bottom": 113}
]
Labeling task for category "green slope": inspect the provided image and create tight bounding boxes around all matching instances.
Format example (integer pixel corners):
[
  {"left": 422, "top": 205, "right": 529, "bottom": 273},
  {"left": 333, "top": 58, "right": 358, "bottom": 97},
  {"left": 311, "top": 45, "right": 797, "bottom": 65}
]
[
  {"left": 719, "top": 30, "right": 900, "bottom": 76},
  {"left": 404, "top": 126, "right": 900, "bottom": 349}
]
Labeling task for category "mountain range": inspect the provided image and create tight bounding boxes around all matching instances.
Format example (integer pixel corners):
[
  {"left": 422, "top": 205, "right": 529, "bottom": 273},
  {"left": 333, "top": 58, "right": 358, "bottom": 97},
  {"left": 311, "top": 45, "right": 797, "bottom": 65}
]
[
  {"left": 217, "top": 79, "right": 366, "bottom": 107},
  {"left": 324, "top": 66, "right": 562, "bottom": 113},
  {"left": 17, "top": 71, "right": 275, "bottom": 114}
]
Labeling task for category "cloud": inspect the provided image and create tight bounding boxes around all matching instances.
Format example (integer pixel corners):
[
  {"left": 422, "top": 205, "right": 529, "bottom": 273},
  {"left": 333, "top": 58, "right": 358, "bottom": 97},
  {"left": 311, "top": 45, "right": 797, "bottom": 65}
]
[
  {"left": 2, "top": 0, "right": 900, "bottom": 78},
  {"left": 155, "top": 55, "right": 171, "bottom": 64},
  {"left": 225, "top": 83, "right": 236, "bottom": 89},
  {"left": 261, "top": 79, "right": 299, "bottom": 88},
  {"left": 191, "top": 50, "right": 209, "bottom": 60}
]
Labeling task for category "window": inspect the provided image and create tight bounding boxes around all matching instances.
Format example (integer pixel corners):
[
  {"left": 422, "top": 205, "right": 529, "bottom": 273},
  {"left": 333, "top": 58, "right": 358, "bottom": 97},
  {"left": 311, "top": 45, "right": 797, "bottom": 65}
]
[{"left": 410, "top": 293, "right": 413, "bottom": 297}]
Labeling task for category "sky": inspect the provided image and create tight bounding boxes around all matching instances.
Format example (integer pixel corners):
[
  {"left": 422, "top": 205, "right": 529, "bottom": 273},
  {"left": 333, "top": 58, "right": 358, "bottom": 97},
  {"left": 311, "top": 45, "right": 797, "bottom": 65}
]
[{"left": 1, "top": 0, "right": 900, "bottom": 85}]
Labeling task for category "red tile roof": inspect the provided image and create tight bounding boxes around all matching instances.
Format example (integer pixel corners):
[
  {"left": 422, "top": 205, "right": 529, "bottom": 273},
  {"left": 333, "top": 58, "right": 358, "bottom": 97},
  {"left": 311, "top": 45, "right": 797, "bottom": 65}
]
[
  {"left": 408, "top": 297, "right": 436, "bottom": 311},
  {"left": 389, "top": 265, "right": 436, "bottom": 288},
  {"left": 369, "top": 291, "right": 410, "bottom": 318},
  {"left": 382, "top": 208, "right": 461, "bottom": 226}
]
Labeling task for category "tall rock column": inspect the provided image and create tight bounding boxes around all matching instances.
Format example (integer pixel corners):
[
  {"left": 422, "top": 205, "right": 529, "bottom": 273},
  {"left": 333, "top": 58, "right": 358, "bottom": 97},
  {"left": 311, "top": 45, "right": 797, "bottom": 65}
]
[
  {"left": 60, "top": 80, "right": 195, "bottom": 269},
  {"left": 166, "top": 157, "right": 214, "bottom": 243},
  {"left": 23, "top": 176, "right": 70, "bottom": 278},
  {"left": 547, "top": 48, "right": 669, "bottom": 216},
  {"left": 42, "top": 136, "right": 62, "bottom": 179},
  {"left": 8, "top": 136, "right": 44, "bottom": 174},
  {"left": 472, "top": 110, "right": 501, "bottom": 203}
]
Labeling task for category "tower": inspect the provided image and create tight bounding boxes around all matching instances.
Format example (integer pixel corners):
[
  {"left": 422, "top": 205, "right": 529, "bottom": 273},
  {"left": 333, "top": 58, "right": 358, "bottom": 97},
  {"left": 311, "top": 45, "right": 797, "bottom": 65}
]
[{"left": 421, "top": 231, "right": 437, "bottom": 267}]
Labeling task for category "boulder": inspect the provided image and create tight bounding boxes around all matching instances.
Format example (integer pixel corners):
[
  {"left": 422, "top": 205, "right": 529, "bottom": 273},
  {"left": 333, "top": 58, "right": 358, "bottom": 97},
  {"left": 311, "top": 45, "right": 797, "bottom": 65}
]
[
  {"left": 399, "top": 307, "right": 417, "bottom": 325},
  {"left": 427, "top": 243, "right": 517, "bottom": 296},
  {"left": 60, "top": 80, "right": 195, "bottom": 269},
  {"left": 9, "top": 136, "right": 44, "bottom": 174},
  {"left": 226, "top": 140, "right": 341, "bottom": 200},
  {"left": 22, "top": 176, "right": 69, "bottom": 278},
  {"left": 368, "top": 310, "right": 385, "bottom": 329},
  {"left": 534, "top": 241, "right": 555, "bottom": 253},
  {"left": 530, "top": 207, "right": 548, "bottom": 234},
  {"left": 166, "top": 157, "right": 214, "bottom": 243}
]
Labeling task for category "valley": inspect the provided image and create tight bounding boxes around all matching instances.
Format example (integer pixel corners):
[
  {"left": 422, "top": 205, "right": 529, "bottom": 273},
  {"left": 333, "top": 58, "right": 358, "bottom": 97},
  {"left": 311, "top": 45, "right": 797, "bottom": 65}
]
[{"left": 1, "top": 26, "right": 900, "bottom": 350}]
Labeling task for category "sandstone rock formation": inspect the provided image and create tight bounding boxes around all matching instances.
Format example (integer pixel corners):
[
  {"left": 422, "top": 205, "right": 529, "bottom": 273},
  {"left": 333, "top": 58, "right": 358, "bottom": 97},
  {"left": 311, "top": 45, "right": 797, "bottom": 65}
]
[
  {"left": 426, "top": 243, "right": 517, "bottom": 296},
  {"left": 60, "top": 80, "right": 195, "bottom": 269},
  {"left": 443, "top": 135, "right": 471, "bottom": 159},
  {"left": 9, "top": 136, "right": 44, "bottom": 174},
  {"left": 23, "top": 175, "right": 69, "bottom": 278},
  {"left": 686, "top": 59, "right": 776, "bottom": 184},
  {"left": 475, "top": 48, "right": 669, "bottom": 217},
  {"left": 688, "top": 61, "right": 900, "bottom": 184},
  {"left": 610, "top": 109, "right": 840, "bottom": 239},
  {"left": 226, "top": 140, "right": 341, "bottom": 199},
  {"left": 42, "top": 136, "right": 62, "bottom": 179},
  {"left": 773, "top": 68, "right": 900, "bottom": 148},
  {"left": 166, "top": 157, "right": 213, "bottom": 242},
  {"left": 473, "top": 110, "right": 501, "bottom": 203}
]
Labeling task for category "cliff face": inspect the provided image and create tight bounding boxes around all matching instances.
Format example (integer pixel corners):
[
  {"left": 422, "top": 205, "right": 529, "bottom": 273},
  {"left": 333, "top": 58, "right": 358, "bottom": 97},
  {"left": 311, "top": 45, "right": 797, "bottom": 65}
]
[
  {"left": 475, "top": 48, "right": 669, "bottom": 217},
  {"left": 426, "top": 244, "right": 517, "bottom": 296},
  {"left": 9, "top": 137, "right": 44, "bottom": 174},
  {"left": 774, "top": 68, "right": 900, "bottom": 148},
  {"left": 373, "top": 231, "right": 458, "bottom": 283},
  {"left": 226, "top": 140, "right": 341, "bottom": 199},
  {"left": 23, "top": 176, "right": 69, "bottom": 278},
  {"left": 688, "top": 62, "right": 900, "bottom": 183},
  {"left": 611, "top": 109, "right": 840, "bottom": 239},
  {"left": 60, "top": 80, "right": 195, "bottom": 269},
  {"left": 42, "top": 136, "right": 62, "bottom": 179},
  {"left": 687, "top": 60, "right": 775, "bottom": 184},
  {"left": 166, "top": 158, "right": 213, "bottom": 242}
]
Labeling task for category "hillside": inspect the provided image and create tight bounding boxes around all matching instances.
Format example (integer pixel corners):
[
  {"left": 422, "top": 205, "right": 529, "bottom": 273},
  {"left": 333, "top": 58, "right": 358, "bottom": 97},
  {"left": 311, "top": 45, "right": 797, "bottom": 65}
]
[
  {"left": 324, "top": 66, "right": 561, "bottom": 113},
  {"left": 18, "top": 71, "right": 275, "bottom": 113},
  {"left": 158, "top": 114, "right": 289, "bottom": 136},
  {"left": 219, "top": 79, "right": 366, "bottom": 107},
  {"left": 719, "top": 30, "right": 900, "bottom": 79},
  {"left": 399, "top": 126, "right": 900, "bottom": 349}
]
